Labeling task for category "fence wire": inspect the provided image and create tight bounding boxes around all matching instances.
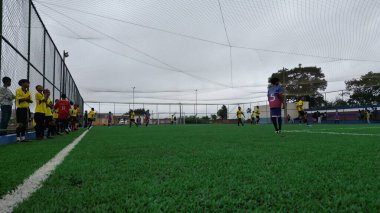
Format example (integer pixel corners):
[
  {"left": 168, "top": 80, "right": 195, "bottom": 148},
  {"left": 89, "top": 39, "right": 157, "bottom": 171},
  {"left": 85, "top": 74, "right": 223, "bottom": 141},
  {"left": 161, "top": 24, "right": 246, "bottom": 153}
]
[{"left": 0, "top": 0, "right": 84, "bottom": 128}]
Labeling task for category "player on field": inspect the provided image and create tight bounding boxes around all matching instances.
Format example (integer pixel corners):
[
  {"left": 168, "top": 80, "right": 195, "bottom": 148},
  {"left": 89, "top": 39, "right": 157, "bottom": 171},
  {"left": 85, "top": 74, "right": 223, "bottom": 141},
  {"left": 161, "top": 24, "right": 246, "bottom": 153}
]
[
  {"left": 54, "top": 94, "right": 71, "bottom": 134},
  {"left": 297, "top": 97, "right": 306, "bottom": 124},
  {"left": 250, "top": 110, "right": 255, "bottom": 124},
  {"left": 268, "top": 77, "right": 284, "bottom": 134},
  {"left": 15, "top": 79, "right": 33, "bottom": 142},
  {"left": 108, "top": 112, "right": 112, "bottom": 127},
  {"left": 34, "top": 85, "right": 46, "bottom": 140},
  {"left": 129, "top": 110, "right": 138, "bottom": 127},
  {"left": 87, "top": 108, "right": 96, "bottom": 129},
  {"left": 144, "top": 110, "right": 151, "bottom": 127},
  {"left": 236, "top": 106, "right": 245, "bottom": 126},
  {"left": 44, "top": 89, "right": 54, "bottom": 138},
  {"left": 53, "top": 99, "right": 60, "bottom": 135},
  {"left": 70, "top": 104, "right": 79, "bottom": 131},
  {"left": 255, "top": 106, "right": 260, "bottom": 124}
]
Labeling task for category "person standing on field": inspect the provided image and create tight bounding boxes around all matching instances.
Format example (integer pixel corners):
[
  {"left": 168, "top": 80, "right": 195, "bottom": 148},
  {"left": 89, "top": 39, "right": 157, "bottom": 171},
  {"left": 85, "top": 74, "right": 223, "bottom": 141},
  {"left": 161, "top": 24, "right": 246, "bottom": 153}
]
[
  {"left": 236, "top": 106, "right": 245, "bottom": 126},
  {"left": 0, "top": 77, "right": 15, "bottom": 135},
  {"left": 34, "top": 85, "right": 46, "bottom": 140},
  {"left": 44, "top": 89, "right": 54, "bottom": 138},
  {"left": 268, "top": 77, "right": 284, "bottom": 134},
  {"left": 15, "top": 79, "right": 33, "bottom": 142},
  {"left": 54, "top": 94, "right": 71, "bottom": 134}
]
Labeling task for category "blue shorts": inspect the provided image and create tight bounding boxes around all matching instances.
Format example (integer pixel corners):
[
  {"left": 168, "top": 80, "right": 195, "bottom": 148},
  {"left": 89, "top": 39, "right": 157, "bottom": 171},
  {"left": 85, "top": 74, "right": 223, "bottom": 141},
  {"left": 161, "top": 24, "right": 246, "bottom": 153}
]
[{"left": 270, "top": 108, "right": 282, "bottom": 117}]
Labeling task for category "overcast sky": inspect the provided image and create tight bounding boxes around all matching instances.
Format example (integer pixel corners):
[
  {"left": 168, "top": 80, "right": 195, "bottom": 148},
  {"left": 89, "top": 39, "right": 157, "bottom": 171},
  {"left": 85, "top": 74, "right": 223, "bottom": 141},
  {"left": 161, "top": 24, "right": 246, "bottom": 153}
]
[{"left": 33, "top": 0, "right": 380, "bottom": 108}]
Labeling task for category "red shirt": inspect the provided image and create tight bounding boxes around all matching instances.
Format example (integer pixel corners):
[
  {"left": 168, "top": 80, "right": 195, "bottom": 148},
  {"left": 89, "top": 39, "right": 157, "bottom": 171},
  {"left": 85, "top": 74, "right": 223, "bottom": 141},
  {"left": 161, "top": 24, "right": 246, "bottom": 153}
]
[{"left": 54, "top": 99, "right": 71, "bottom": 119}]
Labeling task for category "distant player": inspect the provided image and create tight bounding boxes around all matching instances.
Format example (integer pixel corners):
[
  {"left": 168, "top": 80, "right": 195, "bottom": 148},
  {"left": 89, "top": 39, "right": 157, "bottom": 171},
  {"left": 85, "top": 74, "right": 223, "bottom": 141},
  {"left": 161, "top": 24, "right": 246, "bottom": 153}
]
[
  {"left": 144, "top": 110, "right": 151, "bottom": 127},
  {"left": 129, "top": 110, "right": 138, "bottom": 127},
  {"left": 250, "top": 110, "right": 255, "bottom": 124},
  {"left": 268, "top": 77, "right": 284, "bottom": 134},
  {"left": 54, "top": 94, "right": 71, "bottom": 134},
  {"left": 297, "top": 98, "right": 306, "bottom": 124},
  {"left": 88, "top": 108, "right": 96, "bottom": 128},
  {"left": 70, "top": 104, "right": 79, "bottom": 131},
  {"left": 236, "top": 106, "right": 244, "bottom": 126},
  {"left": 15, "top": 79, "right": 33, "bottom": 142},
  {"left": 34, "top": 85, "right": 46, "bottom": 140},
  {"left": 44, "top": 89, "right": 54, "bottom": 138},
  {"left": 107, "top": 112, "right": 112, "bottom": 127},
  {"left": 255, "top": 106, "right": 260, "bottom": 124}
]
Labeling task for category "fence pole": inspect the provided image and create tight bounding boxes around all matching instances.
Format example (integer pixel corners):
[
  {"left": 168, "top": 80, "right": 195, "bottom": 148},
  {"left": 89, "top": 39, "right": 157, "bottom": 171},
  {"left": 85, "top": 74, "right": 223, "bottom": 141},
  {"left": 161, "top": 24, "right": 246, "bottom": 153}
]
[
  {"left": 27, "top": 0, "right": 32, "bottom": 80},
  {"left": 0, "top": 0, "right": 3, "bottom": 79},
  {"left": 42, "top": 30, "right": 46, "bottom": 88}
]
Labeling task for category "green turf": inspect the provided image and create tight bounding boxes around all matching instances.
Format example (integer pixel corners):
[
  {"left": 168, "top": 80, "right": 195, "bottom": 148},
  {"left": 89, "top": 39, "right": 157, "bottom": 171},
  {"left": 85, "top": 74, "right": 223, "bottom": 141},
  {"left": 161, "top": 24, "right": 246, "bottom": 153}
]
[
  {"left": 13, "top": 124, "right": 380, "bottom": 212},
  {"left": 0, "top": 130, "right": 84, "bottom": 197}
]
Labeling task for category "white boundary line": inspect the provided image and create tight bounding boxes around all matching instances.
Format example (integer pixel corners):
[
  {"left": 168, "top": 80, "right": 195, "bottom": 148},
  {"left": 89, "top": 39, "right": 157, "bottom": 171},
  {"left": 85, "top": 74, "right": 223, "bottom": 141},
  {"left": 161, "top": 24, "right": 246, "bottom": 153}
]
[
  {"left": 284, "top": 130, "right": 380, "bottom": 137},
  {"left": 0, "top": 129, "right": 90, "bottom": 213}
]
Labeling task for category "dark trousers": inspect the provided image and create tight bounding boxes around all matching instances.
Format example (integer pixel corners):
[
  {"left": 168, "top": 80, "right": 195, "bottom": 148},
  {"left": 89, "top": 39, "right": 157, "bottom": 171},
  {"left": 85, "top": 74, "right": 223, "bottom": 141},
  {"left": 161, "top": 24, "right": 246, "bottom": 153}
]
[
  {"left": 58, "top": 118, "right": 69, "bottom": 132},
  {"left": 16, "top": 108, "right": 28, "bottom": 137},
  {"left": 34, "top": 113, "right": 45, "bottom": 138},
  {"left": 0, "top": 105, "right": 12, "bottom": 135},
  {"left": 45, "top": 116, "right": 54, "bottom": 136}
]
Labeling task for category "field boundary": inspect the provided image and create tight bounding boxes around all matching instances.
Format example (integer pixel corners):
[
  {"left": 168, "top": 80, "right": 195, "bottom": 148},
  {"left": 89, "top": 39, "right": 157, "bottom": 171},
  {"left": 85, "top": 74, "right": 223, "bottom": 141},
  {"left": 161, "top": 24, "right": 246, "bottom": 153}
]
[
  {"left": 284, "top": 129, "right": 380, "bottom": 137},
  {"left": 0, "top": 129, "right": 90, "bottom": 213}
]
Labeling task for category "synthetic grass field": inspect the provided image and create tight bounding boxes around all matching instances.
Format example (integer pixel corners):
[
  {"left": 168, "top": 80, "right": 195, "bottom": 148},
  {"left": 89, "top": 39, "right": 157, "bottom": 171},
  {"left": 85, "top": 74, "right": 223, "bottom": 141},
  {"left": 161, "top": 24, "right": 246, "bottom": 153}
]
[{"left": 1, "top": 124, "right": 380, "bottom": 212}]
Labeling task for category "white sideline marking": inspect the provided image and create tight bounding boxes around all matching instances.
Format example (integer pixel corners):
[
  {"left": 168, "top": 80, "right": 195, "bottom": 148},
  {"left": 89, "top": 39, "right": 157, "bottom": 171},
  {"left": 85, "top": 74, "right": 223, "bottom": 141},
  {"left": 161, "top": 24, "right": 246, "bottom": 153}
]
[
  {"left": 0, "top": 130, "right": 89, "bottom": 213},
  {"left": 284, "top": 130, "right": 380, "bottom": 137},
  {"left": 313, "top": 126, "right": 380, "bottom": 131}
]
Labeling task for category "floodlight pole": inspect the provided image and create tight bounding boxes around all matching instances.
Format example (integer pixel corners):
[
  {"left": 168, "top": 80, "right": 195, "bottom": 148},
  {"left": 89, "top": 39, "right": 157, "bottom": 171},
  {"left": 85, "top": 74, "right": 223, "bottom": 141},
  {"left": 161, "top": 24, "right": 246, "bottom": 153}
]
[
  {"left": 62, "top": 50, "right": 69, "bottom": 94},
  {"left": 132, "top": 86, "right": 135, "bottom": 109}
]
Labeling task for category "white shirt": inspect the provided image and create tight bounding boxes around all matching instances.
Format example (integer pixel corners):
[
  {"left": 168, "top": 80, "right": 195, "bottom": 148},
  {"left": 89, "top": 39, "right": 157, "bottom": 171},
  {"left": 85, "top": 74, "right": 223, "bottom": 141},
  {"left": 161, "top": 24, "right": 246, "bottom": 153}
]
[{"left": 0, "top": 86, "right": 15, "bottom": 106}]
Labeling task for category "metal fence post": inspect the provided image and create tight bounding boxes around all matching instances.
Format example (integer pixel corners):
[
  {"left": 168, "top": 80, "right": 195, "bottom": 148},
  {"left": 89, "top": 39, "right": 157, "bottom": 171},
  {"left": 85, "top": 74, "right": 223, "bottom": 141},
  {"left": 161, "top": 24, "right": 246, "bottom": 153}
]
[
  {"left": 27, "top": 0, "right": 32, "bottom": 80},
  {"left": 0, "top": 0, "right": 3, "bottom": 79},
  {"left": 42, "top": 30, "right": 46, "bottom": 87}
]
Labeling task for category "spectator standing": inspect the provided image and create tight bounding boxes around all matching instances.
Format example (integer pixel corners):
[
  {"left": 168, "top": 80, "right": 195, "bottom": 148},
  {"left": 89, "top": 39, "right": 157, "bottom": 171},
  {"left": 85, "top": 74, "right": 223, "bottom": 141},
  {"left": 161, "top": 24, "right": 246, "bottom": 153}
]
[
  {"left": 44, "top": 89, "right": 54, "bottom": 138},
  {"left": 15, "top": 79, "right": 32, "bottom": 142},
  {"left": 34, "top": 85, "right": 46, "bottom": 140},
  {"left": 83, "top": 110, "right": 88, "bottom": 128},
  {"left": 0, "top": 77, "right": 15, "bottom": 135},
  {"left": 54, "top": 94, "right": 71, "bottom": 134}
]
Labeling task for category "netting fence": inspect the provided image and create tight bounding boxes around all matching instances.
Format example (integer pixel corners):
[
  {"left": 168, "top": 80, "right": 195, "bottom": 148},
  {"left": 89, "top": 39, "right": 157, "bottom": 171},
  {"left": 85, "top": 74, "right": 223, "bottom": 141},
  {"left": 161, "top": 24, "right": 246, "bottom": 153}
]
[
  {"left": 85, "top": 87, "right": 380, "bottom": 125},
  {"left": 0, "top": 0, "right": 84, "bottom": 128}
]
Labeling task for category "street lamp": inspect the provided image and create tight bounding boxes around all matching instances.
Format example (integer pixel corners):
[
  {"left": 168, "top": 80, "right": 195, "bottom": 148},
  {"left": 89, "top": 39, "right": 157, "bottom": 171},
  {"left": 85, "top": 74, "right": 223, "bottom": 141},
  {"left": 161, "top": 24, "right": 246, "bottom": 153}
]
[
  {"left": 63, "top": 50, "right": 69, "bottom": 62},
  {"left": 195, "top": 89, "right": 198, "bottom": 117},
  {"left": 132, "top": 86, "right": 136, "bottom": 109}
]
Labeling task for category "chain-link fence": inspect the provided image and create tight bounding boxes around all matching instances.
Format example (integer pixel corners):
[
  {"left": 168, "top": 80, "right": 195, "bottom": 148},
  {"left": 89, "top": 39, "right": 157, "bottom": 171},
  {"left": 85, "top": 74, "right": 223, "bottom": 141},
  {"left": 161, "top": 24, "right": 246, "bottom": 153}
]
[
  {"left": 0, "top": 0, "right": 84, "bottom": 128},
  {"left": 84, "top": 101, "right": 302, "bottom": 125}
]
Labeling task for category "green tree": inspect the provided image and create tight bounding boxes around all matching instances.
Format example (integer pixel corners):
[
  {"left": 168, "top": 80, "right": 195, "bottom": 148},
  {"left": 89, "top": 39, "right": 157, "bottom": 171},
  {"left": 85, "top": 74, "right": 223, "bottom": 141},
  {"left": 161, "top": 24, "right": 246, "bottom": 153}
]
[
  {"left": 217, "top": 105, "right": 228, "bottom": 120},
  {"left": 211, "top": 114, "right": 217, "bottom": 120},
  {"left": 129, "top": 108, "right": 146, "bottom": 115},
  {"left": 346, "top": 71, "right": 380, "bottom": 106},
  {"left": 270, "top": 65, "right": 327, "bottom": 108}
]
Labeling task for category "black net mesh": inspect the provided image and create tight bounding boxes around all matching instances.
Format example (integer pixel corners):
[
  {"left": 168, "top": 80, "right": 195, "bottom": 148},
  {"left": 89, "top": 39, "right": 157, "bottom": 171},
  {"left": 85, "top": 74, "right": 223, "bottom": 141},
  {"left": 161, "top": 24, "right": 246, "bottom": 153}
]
[
  {"left": 44, "top": 36, "right": 55, "bottom": 84},
  {"left": 2, "top": 0, "right": 29, "bottom": 58},
  {"left": 0, "top": 0, "right": 84, "bottom": 123},
  {"left": 29, "top": 8, "right": 44, "bottom": 73}
]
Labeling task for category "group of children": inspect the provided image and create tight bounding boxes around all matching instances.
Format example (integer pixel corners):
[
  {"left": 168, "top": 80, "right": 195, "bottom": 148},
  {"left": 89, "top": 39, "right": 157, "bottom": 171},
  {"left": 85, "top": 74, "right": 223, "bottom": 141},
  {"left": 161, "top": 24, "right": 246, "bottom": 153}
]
[
  {"left": 15, "top": 79, "right": 81, "bottom": 142},
  {"left": 236, "top": 106, "right": 261, "bottom": 127}
]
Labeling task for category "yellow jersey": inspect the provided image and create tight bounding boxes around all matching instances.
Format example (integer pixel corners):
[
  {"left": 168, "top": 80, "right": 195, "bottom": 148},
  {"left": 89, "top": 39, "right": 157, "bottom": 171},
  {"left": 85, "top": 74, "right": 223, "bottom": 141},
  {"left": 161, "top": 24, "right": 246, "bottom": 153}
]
[
  {"left": 53, "top": 110, "right": 59, "bottom": 119},
  {"left": 251, "top": 111, "right": 255, "bottom": 118},
  {"left": 236, "top": 110, "right": 243, "bottom": 119},
  {"left": 130, "top": 112, "right": 135, "bottom": 120},
  {"left": 45, "top": 98, "right": 53, "bottom": 116},
  {"left": 255, "top": 109, "right": 260, "bottom": 116},
  {"left": 88, "top": 110, "right": 96, "bottom": 119},
  {"left": 71, "top": 108, "right": 78, "bottom": 117},
  {"left": 16, "top": 88, "right": 32, "bottom": 108},
  {"left": 35, "top": 92, "right": 46, "bottom": 113},
  {"left": 297, "top": 100, "right": 304, "bottom": 111}
]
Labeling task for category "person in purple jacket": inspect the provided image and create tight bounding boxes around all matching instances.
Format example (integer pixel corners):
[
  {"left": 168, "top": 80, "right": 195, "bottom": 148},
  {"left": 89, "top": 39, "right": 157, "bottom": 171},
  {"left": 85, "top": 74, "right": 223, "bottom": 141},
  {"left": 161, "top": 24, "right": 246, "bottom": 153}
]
[{"left": 268, "top": 77, "right": 284, "bottom": 134}]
